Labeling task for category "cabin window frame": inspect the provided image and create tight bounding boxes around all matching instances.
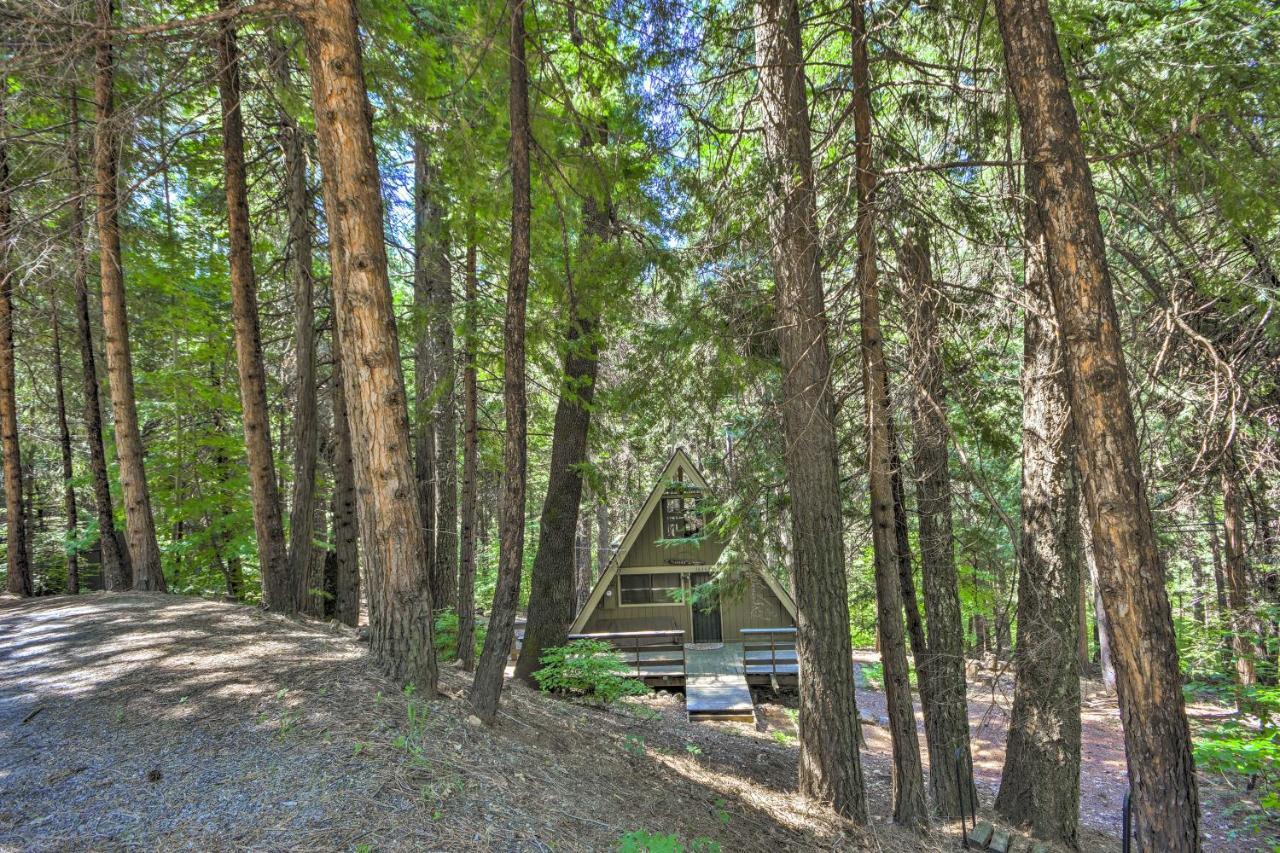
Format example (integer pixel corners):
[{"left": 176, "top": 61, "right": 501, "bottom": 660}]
[
  {"left": 617, "top": 571, "right": 686, "bottom": 607},
  {"left": 660, "top": 489, "right": 705, "bottom": 540}
]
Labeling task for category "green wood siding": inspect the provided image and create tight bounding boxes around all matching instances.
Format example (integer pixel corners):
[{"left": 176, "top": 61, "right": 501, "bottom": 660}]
[
  {"left": 582, "top": 568, "right": 793, "bottom": 639},
  {"left": 620, "top": 493, "right": 727, "bottom": 568}
]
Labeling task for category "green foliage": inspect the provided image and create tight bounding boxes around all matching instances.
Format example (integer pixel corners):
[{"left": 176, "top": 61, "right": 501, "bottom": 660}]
[
  {"left": 533, "top": 640, "right": 650, "bottom": 706},
  {"left": 1192, "top": 685, "right": 1280, "bottom": 841},
  {"left": 433, "top": 609, "right": 486, "bottom": 661},
  {"left": 617, "top": 831, "right": 722, "bottom": 853}
]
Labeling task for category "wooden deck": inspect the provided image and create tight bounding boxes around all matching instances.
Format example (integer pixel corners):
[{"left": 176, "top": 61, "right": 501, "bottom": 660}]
[{"left": 684, "top": 643, "right": 755, "bottom": 723}]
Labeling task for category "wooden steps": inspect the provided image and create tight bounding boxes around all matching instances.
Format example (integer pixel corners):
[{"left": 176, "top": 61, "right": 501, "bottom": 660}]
[{"left": 685, "top": 644, "right": 755, "bottom": 723}]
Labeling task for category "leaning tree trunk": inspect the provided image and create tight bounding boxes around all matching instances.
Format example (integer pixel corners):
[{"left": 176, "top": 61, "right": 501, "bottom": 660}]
[
  {"left": 753, "top": 0, "right": 867, "bottom": 821},
  {"left": 471, "top": 0, "right": 531, "bottom": 725},
  {"left": 330, "top": 328, "right": 360, "bottom": 628},
  {"left": 51, "top": 295, "right": 81, "bottom": 593},
  {"left": 994, "top": 200, "right": 1081, "bottom": 847},
  {"left": 514, "top": 122, "right": 609, "bottom": 684},
  {"left": 299, "top": 0, "right": 436, "bottom": 688},
  {"left": 94, "top": 0, "right": 165, "bottom": 591},
  {"left": 993, "top": 0, "right": 1201, "bottom": 846},
  {"left": 217, "top": 0, "right": 291, "bottom": 611},
  {"left": 456, "top": 222, "right": 480, "bottom": 671},
  {"left": 902, "top": 226, "right": 975, "bottom": 818},
  {"left": 850, "top": 0, "right": 927, "bottom": 827},
  {"left": 270, "top": 32, "right": 320, "bottom": 614},
  {"left": 0, "top": 100, "right": 32, "bottom": 597},
  {"left": 68, "top": 90, "right": 127, "bottom": 591}
]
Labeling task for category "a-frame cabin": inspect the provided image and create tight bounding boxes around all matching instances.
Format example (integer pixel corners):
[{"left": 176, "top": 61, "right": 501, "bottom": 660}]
[{"left": 570, "top": 449, "right": 797, "bottom": 705}]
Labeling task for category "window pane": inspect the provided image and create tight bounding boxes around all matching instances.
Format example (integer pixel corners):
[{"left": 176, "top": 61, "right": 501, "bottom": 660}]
[{"left": 620, "top": 574, "right": 652, "bottom": 605}]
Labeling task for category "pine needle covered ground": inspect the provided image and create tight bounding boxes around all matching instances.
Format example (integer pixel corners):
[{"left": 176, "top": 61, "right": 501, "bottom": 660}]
[{"left": 0, "top": 594, "right": 1246, "bottom": 851}]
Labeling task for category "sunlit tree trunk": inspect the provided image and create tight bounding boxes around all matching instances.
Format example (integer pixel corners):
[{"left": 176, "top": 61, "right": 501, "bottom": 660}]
[
  {"left": 217, "top": 0, "right": 290, "bottom": 610},
  {"left": 471, "top": 0, "right": 531, "bottom": 724},
  {"left": 412, "top": 135, "right": 439, "bottom": 601},
  {"left": 94, "top": 0, "right": 165, "bottom": 591},
  {"left": 993, "top": 0, "right": 1201, "bottom": 845},
  {"left": 299, "top": 0, "right": 435, "bottom": 687},
  {"left": 995, "top": 199, "right": 1081, "bottom": 846},
  {"left": 753, "top": 0, "right": 867, "bottom": 821}
]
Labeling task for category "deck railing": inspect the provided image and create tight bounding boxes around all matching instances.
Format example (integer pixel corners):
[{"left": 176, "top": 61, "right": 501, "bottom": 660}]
[
  {"left": 567, "top": 630, "right": 687, "bottom": 678},
  {"left": 740, "top": 627, "right": 798, "bottom": 676}
]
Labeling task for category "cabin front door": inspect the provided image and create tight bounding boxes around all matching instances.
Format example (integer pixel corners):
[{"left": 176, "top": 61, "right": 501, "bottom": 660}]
[{"left": 690, "top": 572, "right": 722, "bottom": 643}]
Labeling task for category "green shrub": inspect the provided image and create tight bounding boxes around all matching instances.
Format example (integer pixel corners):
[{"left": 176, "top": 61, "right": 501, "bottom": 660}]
[
  {"left": 617, "top": 831, "right": 721, "bottom": 852},
  {"left": 533, "top": 639, "right": 650, "bottom": 706},
  {"left": 1193, "top": 684, "right": 1280, "bottom": 842},
  {"left": 433, "top": 609, "right": 486, "bottom": 661}
]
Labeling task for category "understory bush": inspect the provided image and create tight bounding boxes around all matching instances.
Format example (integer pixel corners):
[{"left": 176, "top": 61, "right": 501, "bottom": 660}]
[
  {"left": 534, "top": 639, "right": 650, "bottom": 706},
  {"left": 1192, "top": 684, "right": 1280, "bottom": 843},
  {"left": 617, "top": 830, "right": 721, "bottom": 852}
]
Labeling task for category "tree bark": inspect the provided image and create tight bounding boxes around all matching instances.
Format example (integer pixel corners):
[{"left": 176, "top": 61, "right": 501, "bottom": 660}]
[
  {"left": 850, "top": 0, "right": 927, "bottom": 827},
  {"left": 299, "top": 0, "right": 436, "bottom": 688},
  {"left": 68, "top": 90, "right": 127, "bottom": 591},
  {"left": 217, "top": 0, "right": 291, "bottom": 611},
  {"left": 1222, "top": 445, "right": 1257, "bottom": 688},
  {"left": 753, "top": 0, "right": 867, "bottom": 821},
  {"left": 412, "top": 135, "right": 439, "bottom": 604},
  {"left": 330, "top": 332, "right": 360, "bottom": 628},
  {"left": 514, "top": 123, "right": 609, "bottom": 684},
  {"left": 993, "top": 0, "right": 1201, "bottom": 845},
  {"left": 902, "top": 227, "right": 975, "bottom": 818},
  {"left": 596, "top": 500, "right": 610, "bottom": 573},
  {"left": 94, "top": 0, "right": 166, "bottom": 591},
  {"left": 471, "top": 0, "right": 531, "bottom": 725},
  {"left": 457, "top": 220, "right": 479, "bottom": 671},
  {"left": 994, "top": 199, "right": 1081, "bottom": 847},
  {"left": 51, "top": 294, "right": 81, "bottom": 594},
  {"left": 271, "top": 32, "right": 320, "bottom": 614},
  {"left": 0, "top": 96, "right": 32, "bottom": 597}
]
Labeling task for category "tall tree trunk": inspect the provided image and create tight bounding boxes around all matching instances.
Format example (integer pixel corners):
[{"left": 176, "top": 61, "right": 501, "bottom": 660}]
[
  {"left": 902, "top": 226, "right": 975, "bottom": 818},
  {"left": 0, "top": 96, "right": 31, "bottom": 597},
  {"left": 456, "top": 220, "right": 479, "bottom": 671},
  {"left": 576, "top": 507, "right": 592, "bottom": 611},
  {"left": 68, "top": 90, "right": 127, "bottom": 591},
  {"left": 1189, "top": 548, "right": 1207, "bottom": 629},
  {"left": 217, "top": 1, "right": 291, "bottom": 611},
  {"left": 299, "top": 0, "right": 436, "bottom": 688},
  {"left": 596, "top": 500, "right": 610, "bottom": 573},
  {"left": 993, "top": 0, "right": 1201, "bottom": 846},
  {"left": 514, "top": 122, "right": 609, "bottom": 684},
  {"left": 1083, "top": 511, "right": 1117, "bottom": 693},
  {"left": 412, "top": 134, "right": 439, "bottom": 602},
  {"left": 470, "top": 0, "right": 531, "bottom": 724},
  {"left": 753, "top": 0, "right": 867, "bottom": 821},
  {"left": 850, "top": 0, "right": 927, "bottom": 827},
  {"left": 1222, "top": 446, "right": 1257, "bottom": 688},
  {"left": 52, "top": 294, "right": 81, "bottom": 593},
  {"left": 994, "top": 200, "right": 1081, "bottom": 846},
  {"left": 94, "top": 0, "right": 165, "bottom": 591},
  {"left": 432, "top": 229, "right": 458, "bottom": 617},
  {"left": 271, "top": 32, "right": 320, "bottom": 614},
  {"left": 330, "top": 333, "right": 360, "bottom": 628}
]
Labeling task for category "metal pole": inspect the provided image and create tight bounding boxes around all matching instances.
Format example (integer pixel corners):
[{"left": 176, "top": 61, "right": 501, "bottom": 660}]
[{"left": 1122, "top": 789, "right": 1131, "bottom": 853}]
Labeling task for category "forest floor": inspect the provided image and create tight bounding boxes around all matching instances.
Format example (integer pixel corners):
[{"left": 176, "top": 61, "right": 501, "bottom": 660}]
[{"left": 0, "top": 593, "right": 1263, "bottom": 852}]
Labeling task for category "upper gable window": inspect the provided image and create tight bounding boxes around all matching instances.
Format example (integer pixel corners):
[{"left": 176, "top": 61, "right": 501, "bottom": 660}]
[{"left": 661, "top": 488, "right": 704, "bottom": 540}]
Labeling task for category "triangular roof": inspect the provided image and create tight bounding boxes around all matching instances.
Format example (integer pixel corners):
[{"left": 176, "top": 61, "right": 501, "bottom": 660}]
[{"left": 570, "top": 447, "right": 797, "bottom": 633}]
